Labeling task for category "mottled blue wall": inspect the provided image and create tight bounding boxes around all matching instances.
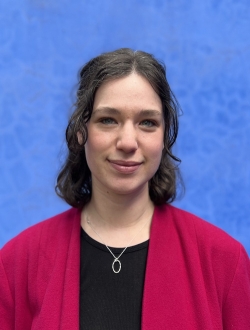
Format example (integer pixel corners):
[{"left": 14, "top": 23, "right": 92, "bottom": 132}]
[{"left": 1, "top": 0, "right": 249, "bottom": 253}]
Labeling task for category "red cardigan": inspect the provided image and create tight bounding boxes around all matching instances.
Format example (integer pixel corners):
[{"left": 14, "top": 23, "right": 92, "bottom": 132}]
[{"left": 1, "top": 205, "right": 250, "bottom": 329}]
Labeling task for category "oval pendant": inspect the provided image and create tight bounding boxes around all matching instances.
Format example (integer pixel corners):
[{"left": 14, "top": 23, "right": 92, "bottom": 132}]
[{"left": 112, "top": 258, "right": 121, "bottom": 273}]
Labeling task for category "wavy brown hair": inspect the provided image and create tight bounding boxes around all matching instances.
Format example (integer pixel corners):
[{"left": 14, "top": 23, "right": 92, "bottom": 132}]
[{"left": 56, "top": 48, "right": 183, "bottom": 207}]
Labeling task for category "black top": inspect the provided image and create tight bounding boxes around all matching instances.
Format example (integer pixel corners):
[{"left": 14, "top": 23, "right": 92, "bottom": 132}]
[{"left": 80, "top": 228, "right": 149, "bottom": 330}]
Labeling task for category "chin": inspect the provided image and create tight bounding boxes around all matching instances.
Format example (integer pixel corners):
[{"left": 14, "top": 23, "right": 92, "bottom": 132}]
[{"left": 108, "top": 182, "right": 149, "bottom": 196}]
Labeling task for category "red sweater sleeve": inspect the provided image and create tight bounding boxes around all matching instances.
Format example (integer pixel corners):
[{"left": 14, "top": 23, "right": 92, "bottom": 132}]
[
  {"left": 0, "top": 208, "right": 81, "bottom": 330},
  {"left": 222, "top": 244, "right": 250, "bottom": 329},
  {"left": 0, "top": 252, "right": 14, "bottom": 329}
]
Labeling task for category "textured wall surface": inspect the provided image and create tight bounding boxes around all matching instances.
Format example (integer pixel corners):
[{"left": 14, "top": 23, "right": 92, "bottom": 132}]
[{"left": 1, "top": 0, "right": 249, "bottom": 253}]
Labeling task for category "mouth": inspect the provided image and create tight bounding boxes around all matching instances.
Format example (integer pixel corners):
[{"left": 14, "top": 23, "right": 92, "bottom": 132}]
[{"left": 108, "top": 160, "right": 142, "bottom": 174}]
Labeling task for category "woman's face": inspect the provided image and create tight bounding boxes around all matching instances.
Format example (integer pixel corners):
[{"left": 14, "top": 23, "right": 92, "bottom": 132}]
[{"left": 84, "top": 73, "right": 164, "bottom": 197}]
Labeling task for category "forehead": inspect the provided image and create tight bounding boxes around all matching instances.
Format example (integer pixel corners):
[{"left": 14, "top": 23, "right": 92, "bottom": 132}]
[{"left": 93, "top": 73, "right": 162, "bottom": 113}]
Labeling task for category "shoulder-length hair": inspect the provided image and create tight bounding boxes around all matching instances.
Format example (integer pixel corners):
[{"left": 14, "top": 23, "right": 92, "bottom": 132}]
[{"left": 55, "top": 48, "right": 183, "bottom": 207}]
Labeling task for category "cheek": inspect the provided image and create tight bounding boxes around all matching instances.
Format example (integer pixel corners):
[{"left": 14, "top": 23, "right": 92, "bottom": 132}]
[
  {"left": 144, "top": 141, "right": 163, "bottom": 170},
  {"left": 147, "top": 132, "right": 164, "bottom": 156},
  {"left": 151, "top": 139, "right": 164, "bottom": 167},
  {"left": 154, "top": 148, "right": 163, "bottom": 167},
  {"left": 84, "top": 135, "right": 99, "bottom": 170},
  {"left": 84, "top": 133, "right": 110, "bottom": 159}
]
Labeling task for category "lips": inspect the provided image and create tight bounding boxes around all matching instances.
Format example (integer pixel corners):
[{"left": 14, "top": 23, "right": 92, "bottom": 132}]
[{"left": 108, "top": 160, "right": 142, "bottom": 174}]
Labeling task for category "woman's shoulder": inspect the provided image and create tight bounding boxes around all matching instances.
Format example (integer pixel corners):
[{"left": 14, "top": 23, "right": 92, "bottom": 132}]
[
  {"left": 155, "top": 204, "right": 250, "bottom": 295},
  {"left": 156, "top": 204, "right": 246, "bottom": 262},
  {"left": 1, "top": 207, "right": 80, "bottom": 256}
]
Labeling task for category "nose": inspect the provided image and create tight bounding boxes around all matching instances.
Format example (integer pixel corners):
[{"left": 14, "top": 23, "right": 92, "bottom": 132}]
[{"left": 116, "top": 122, "right": 138, "bottom": 153}]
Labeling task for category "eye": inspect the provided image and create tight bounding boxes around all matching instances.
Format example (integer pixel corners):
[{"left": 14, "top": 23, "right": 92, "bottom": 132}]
[
  {"left": 100, "top": 117, "right": 116, "bottom": 125},
  {"left": 140, "top": 120, "right": 156, "bottom": 127}
]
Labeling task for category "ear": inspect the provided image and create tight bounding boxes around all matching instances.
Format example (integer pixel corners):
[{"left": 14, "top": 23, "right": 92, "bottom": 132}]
[{"left": 77, "top": 131, "right": 83, "bottom": 145}]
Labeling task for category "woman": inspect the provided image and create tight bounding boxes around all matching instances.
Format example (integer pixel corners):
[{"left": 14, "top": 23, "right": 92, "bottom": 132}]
[{"left": 0, "top": 48, "right": 250, "bottom": 329}]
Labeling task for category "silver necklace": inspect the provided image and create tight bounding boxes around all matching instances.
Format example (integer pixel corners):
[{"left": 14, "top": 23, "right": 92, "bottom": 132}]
[{"left": 86, "top": 215, "right": 148, "bottom": 274}]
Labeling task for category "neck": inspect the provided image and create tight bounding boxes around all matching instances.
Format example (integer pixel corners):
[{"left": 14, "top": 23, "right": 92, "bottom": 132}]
[{"left": 81, "top": 186, "right": 154, "bottom": 247}]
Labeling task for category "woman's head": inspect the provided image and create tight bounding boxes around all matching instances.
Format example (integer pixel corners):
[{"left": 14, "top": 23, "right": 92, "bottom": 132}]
[{"left": 56, "top": 48, "right": 182, "bottom": 207}]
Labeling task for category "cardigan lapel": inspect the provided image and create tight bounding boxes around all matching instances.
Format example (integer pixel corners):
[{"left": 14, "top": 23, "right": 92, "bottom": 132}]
[
  {"left": 141, "top": 205, "right": 216, "bottom": 330},
  {"left": 141, "top": 204, "right": 172, "bottom": 329},
  {"left": 34, "top": 208, "right": 82, "bottom": 330},
  {"left": 59, "top": 208, "right": 81, "bottom": 329}
]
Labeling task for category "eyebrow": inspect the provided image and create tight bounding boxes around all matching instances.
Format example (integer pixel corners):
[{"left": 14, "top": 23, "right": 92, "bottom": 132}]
[
  {"left": 92, "top": 107, "right": 162, "bottom": 117},
  {"left": 92, "top": 107, "right": 120, "bottom": 116}
]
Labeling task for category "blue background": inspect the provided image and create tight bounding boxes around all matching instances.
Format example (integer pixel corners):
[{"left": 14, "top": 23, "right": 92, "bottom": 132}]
[{"left": 1, "top": 0, "right": 249, "bottom": 254}]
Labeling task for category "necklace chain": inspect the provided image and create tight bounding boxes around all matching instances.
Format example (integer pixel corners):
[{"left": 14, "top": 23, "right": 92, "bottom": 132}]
[{"left": 86, "top": 215, "right": 148, "bottom": 274}]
